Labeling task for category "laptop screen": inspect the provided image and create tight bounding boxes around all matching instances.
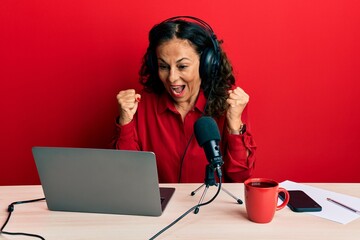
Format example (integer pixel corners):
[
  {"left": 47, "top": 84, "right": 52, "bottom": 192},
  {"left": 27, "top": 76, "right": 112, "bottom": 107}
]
[{"left": 32, "top": 147, "right": 174, "bottom": 216}]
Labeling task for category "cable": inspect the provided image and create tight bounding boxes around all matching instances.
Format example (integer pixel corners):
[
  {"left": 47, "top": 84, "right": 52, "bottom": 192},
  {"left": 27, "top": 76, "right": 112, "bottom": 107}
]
[
  {"left": 149, "top": 177, "right": 222, "bottom": 240},
  {"left": 177, "top": 133, "right": 195, "bottom": 183},
  {"left": 1, "top": 197, "right": 46, "bottom": 240}
]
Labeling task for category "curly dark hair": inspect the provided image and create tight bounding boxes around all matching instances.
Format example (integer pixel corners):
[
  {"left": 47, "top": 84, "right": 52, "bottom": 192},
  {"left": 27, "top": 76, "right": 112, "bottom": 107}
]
[{"left": 139, "top": 18, "right": 235, "bottom": 118}]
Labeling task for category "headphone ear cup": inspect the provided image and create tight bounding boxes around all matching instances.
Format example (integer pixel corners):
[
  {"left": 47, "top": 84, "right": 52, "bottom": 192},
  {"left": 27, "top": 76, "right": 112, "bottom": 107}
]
[{"left": 199, "top": 47, "right": 220, "bottom": 81}]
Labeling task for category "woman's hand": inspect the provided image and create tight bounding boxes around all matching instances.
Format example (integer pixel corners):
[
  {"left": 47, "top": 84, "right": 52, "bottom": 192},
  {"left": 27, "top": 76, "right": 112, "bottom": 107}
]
[
  {"left": 116, "top": 89, "right": 141, "bottom": 126},
  {"left": 226, "top": 87, "right": 249, "bottom": 132}
]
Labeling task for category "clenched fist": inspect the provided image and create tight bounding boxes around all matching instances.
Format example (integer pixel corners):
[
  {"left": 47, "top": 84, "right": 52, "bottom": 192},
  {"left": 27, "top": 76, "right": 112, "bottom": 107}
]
[
  {"left": 116, "top": 89, "right": 141, "bottom": 126},
  {"left": 226, "top": 87, "right": 249, "bottom": 132}
]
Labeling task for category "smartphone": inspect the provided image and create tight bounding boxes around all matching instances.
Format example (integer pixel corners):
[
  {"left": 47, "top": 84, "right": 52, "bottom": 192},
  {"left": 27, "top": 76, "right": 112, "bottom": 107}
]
[{"left": 279, "top": 190, "right": 322, "bottom": 212}]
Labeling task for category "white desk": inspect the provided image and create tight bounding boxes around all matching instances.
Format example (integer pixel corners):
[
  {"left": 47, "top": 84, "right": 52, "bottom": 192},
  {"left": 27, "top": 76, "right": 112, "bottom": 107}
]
[{"left": 1, "top": 183, "right": 359, "bottom": 239}]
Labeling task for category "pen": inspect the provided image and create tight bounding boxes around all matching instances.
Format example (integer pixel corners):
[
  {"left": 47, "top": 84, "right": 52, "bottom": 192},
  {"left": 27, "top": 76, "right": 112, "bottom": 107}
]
[{"left": 326, "top": 198, "right": 360, "bottom": 215}]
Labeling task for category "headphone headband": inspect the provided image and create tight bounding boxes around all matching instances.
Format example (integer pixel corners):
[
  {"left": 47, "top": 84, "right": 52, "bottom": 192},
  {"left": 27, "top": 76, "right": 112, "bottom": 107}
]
[{"left": 161, "top": 16, "right": 215, "bottom": 34}]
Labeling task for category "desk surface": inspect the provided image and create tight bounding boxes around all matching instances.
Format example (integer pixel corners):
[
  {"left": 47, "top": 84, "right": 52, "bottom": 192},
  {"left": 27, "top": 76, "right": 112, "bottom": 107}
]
[{"left": 1, "top": 183, "right": 359, "bottom": 240}]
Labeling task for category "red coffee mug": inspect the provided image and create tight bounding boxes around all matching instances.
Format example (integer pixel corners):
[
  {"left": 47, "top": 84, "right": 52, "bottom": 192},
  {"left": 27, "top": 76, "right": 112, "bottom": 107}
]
[{"left": 244, "top": 178, "right": 290, "bottom": 223}]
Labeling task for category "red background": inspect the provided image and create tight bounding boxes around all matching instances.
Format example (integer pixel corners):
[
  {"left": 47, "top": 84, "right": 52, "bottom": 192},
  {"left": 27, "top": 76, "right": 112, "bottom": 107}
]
[{"left": 1, "top": 0, "right": 360, "bottom": 185}]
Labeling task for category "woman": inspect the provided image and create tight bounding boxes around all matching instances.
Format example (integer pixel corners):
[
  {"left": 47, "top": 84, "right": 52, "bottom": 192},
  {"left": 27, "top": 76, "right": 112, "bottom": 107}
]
[{"left": 114, "top": 16, "right": 256, "bottom": 183}]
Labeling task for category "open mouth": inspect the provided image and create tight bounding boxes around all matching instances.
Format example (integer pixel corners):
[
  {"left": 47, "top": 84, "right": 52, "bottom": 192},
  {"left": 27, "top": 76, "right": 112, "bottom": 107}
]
[{"left": 170, "top": 85, "right": 185, "bottom": 97}]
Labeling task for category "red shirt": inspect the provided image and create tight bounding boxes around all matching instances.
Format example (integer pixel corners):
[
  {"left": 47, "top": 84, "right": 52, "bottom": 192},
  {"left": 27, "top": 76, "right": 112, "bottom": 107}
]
[{"left": 114, "top": 90, "right": 256, "bottom": 183}]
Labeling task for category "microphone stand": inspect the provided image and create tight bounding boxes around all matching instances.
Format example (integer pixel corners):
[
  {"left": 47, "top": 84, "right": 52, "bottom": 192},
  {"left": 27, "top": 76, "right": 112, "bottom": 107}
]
[{"left": 191, "top": 164, "right": 243, "bottom": 214}]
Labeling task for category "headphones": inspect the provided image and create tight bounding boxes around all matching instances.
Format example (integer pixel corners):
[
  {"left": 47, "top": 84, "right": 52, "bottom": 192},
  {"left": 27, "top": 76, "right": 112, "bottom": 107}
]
[{"left": 147, "top": 16, "right": 221, "bottom": 82}]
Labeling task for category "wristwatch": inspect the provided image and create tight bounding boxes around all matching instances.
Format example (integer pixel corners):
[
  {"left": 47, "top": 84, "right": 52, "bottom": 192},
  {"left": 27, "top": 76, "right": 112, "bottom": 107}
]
[
  {"left": 239, "top": 124, "right": 246, "bottom": 135},
  {"left": 230, "top": 124, "right": 246, "bottom": 135}
]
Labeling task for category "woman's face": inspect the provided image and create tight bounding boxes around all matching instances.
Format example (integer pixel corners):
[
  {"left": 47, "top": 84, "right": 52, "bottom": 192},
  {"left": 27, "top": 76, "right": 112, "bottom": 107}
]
[{"left": 156, "top": 38, "right": 201, "bottom": 105}]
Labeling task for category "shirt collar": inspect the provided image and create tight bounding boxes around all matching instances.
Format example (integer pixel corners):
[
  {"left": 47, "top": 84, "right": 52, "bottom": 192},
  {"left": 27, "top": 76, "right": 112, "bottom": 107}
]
[{"left": 158, "top": 90, "right": 207, "bottom": 114}]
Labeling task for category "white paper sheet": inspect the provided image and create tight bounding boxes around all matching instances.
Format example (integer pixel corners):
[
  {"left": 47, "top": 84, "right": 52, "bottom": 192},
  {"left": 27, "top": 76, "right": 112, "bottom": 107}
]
[{"left": 279, "top": 180, "right": 360, "bottom": 224}]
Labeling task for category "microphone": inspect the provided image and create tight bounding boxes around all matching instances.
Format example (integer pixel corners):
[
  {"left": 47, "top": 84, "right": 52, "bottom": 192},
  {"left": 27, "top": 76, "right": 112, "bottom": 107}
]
[{"left": 194, "top": 116, "right": 224, "bottom": 171}]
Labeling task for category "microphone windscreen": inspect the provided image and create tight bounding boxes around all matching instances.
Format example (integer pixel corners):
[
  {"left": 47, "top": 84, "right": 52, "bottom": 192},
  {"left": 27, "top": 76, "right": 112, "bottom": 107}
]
[{"left": 194, "top": 116, "right": 221, "bottom": 146}]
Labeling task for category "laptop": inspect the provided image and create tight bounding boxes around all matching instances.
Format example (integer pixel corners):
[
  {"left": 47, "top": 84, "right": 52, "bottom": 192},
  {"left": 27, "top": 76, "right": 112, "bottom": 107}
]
[{"left": 32, "top": 147, "right": 175, "bottom": 216}]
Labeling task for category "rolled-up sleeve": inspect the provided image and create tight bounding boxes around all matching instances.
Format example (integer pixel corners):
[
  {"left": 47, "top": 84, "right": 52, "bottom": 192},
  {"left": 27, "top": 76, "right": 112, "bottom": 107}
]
[{"left": 222, "top": 130, "right": 257, "bottom": 182}]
